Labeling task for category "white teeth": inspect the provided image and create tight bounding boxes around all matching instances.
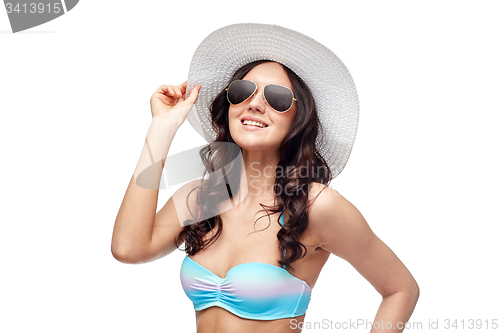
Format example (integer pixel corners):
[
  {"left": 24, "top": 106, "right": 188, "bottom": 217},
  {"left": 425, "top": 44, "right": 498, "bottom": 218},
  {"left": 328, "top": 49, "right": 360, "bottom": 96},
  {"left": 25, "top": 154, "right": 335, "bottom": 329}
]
[{"left": 242, "top": 120, "right": 267, "bottom": 128}]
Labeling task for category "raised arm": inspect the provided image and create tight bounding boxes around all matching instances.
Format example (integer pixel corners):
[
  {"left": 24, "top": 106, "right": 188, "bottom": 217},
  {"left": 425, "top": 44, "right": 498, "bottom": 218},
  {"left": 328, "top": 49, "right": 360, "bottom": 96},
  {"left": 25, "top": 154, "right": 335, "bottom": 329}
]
[
  {"left": 308, "top": 184, "right": 419, "bottom": 332},
  {"left": 111, "top": 82, "right": 200, "bottom": 264}
]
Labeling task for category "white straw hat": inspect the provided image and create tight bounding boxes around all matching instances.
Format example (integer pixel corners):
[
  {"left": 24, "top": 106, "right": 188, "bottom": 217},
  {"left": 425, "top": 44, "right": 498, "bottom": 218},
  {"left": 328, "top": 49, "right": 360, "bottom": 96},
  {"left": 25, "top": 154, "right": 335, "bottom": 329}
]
[{"left": 186, "top": 23, "right": 359, "bottom": 179}]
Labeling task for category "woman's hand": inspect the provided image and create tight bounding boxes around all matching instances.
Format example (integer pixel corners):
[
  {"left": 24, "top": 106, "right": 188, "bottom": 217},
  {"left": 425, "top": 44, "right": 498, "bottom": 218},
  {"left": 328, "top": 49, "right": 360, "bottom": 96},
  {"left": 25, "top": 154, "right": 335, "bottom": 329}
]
[{"left": 150, "top": 81, "right": 201, "bottom": 128}]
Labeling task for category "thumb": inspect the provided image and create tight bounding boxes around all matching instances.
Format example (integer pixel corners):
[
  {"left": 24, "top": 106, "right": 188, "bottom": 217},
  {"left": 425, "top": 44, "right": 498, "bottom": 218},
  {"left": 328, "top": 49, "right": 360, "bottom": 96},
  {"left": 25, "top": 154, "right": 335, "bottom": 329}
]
[{"left": 185, "top": 85, "right": 201, "bottom": 105}]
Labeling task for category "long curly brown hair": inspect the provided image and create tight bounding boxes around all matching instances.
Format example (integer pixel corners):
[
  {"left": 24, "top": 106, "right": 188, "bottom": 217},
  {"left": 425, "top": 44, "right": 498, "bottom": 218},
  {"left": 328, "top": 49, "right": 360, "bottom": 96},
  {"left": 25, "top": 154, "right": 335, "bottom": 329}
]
[{"left": 176, "top": 60, "right": 332, "bottom": 271}]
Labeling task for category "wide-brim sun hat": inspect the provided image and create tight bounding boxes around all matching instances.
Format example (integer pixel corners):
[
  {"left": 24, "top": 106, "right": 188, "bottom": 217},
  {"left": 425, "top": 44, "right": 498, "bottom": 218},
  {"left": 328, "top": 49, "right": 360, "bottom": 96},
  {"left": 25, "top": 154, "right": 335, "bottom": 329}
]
[{"left": 185, "top": 23, "right": 359, "bottom": 179}]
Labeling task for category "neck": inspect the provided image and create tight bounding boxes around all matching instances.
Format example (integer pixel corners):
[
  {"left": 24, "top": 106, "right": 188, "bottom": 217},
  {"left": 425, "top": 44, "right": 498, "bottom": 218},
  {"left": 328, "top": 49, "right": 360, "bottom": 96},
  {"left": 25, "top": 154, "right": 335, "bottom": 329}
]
[{"left": 232, "top": 148, "right": 280, "bottom": 206}]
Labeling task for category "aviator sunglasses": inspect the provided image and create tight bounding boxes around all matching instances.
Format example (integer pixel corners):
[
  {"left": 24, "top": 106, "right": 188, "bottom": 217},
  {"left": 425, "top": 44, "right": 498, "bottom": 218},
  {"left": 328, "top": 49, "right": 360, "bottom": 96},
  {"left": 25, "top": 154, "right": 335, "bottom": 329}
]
[{"left": 225, "top": 80, "right": 297, "bottom": 113}]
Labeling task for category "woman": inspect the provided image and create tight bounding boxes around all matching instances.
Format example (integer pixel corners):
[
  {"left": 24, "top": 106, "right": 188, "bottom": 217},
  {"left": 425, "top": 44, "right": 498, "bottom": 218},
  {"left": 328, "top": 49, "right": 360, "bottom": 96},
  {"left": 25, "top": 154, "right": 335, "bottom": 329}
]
[{"left": 112, "top": 23, "right": 419, "bottom": 333}]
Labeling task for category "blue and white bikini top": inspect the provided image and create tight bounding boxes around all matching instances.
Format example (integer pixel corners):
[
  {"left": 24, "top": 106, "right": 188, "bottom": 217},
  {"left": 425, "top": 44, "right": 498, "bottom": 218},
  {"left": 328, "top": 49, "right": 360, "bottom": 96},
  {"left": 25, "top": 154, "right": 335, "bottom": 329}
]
[{"left": 180, "top": 213, "right": 312, "bottom": 320}]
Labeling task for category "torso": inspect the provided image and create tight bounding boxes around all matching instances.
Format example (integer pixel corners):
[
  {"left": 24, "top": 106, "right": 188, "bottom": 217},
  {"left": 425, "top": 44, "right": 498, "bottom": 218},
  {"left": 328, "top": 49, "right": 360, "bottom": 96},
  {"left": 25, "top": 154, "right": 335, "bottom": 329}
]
[{"left": 185, "top": 190, "right": 330, "bottom": 333}]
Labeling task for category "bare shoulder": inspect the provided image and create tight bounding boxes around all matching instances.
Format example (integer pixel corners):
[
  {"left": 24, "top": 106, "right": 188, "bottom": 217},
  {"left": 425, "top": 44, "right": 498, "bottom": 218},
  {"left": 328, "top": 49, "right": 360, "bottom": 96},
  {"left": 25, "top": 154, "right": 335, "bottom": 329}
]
[
  {"left": 307, "top": 182, "right": 339, "bottom": 235},
  {"left": 307, "top": 182, "right": 343, "bottom": 216},
  {"left": 307, "top": 182, "right": 373, "bottom": 258},
  {"left": 308, "top": 182, "right": 340, "bottom": 201}
]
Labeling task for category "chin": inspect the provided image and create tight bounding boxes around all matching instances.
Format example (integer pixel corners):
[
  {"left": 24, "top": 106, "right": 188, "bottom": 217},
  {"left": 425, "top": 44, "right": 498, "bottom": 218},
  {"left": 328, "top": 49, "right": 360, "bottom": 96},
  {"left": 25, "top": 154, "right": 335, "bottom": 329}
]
[
  {"left": 232, "top": 135, "right": 279, "bottom": 152},
  {"left": 229, "top": 120, "right": 281, "bottom": 152}
]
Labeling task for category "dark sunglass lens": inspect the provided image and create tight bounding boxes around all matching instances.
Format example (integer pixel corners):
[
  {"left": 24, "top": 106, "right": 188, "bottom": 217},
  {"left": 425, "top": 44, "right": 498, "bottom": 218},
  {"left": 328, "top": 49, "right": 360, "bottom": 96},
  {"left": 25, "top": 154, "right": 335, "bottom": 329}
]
[
  {"left": 227, "top": 80, "right": 256, "bottom": 104},
  {"left": 264, "top": 85, "right": 293, "bottom": 112}
]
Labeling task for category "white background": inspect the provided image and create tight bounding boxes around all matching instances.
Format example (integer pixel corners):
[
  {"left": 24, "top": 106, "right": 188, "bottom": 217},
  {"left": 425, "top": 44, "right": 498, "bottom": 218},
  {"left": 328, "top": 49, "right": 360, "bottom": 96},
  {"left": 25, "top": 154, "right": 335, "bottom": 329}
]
[{"left": 1, "top": 1, "right": 499, "bottom": 332}]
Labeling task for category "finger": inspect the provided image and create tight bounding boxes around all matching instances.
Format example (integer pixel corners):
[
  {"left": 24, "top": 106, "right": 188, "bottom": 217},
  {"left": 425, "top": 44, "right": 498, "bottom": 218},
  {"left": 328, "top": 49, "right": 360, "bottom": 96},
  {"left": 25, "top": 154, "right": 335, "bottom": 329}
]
[
  {"left": 179, "top": 81, "right": 187, "bottom": 94},
  {"left": 158, "top": 84, "right": 174, "bottom": 92},
  {"left": 156, "top": 85, "right": 177, "bottom": 101},
  {"left": 155, "top": 85, "right": 168, "bottom": 96},
  {"left": 153, "top": 86, "right": 169, "bottom": 100},
  {"left": 157, "top": 85, "right": 173, "bottom": 97},
  {"left": 185, "top": 85, "right": 201, "bottom": 104},
  {"left": 167, "top": 86, "right": 175, "bottom": 96},
  {"left": 174, "top": 86, "right": 182, "bottom": 96}
]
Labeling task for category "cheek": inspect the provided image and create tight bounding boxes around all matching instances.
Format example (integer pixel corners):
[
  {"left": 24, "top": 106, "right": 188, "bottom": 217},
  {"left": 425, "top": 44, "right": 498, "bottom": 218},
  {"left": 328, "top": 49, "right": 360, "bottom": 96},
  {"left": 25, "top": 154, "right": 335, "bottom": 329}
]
[
  {"left": 282, "top": 120, "right": 294, "bottom": 136},
  {"left": 227, "top": 106, "right": 242, "bottom": 133},
  {"left": 228, "top": 105, "right": 242, "bottom": 120},
  {"left": 281, "top": 110, "right": 297, "bottom": 133}
]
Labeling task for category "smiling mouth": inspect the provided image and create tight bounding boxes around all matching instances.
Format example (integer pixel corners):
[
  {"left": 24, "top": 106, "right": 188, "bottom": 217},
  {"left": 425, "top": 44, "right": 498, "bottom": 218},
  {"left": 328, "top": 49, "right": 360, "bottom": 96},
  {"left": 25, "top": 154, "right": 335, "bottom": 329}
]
[{"left": 241, "top": 119, "right": 268, "bottom": 128}]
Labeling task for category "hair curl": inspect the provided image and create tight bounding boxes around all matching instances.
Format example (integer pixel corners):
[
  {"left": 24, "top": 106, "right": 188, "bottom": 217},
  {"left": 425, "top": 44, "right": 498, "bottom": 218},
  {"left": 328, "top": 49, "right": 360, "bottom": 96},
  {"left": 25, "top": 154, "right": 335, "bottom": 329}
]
[{"left": 176, "top": 60, "right": 332, "bottom": 271}]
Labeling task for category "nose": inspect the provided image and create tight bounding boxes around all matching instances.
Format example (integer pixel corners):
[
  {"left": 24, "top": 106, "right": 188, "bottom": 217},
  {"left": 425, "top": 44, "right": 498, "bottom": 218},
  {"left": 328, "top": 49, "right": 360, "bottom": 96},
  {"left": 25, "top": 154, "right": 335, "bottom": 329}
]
[{"left": 247, "top": 85, "right": 266, "bottom": 113}]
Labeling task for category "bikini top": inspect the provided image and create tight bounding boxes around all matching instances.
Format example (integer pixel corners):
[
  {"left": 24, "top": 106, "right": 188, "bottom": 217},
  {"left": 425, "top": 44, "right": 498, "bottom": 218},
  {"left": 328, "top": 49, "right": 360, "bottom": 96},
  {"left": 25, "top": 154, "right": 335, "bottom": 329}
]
[{"left": 180, "top": 213, "right": 312, "bottom": 320}]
